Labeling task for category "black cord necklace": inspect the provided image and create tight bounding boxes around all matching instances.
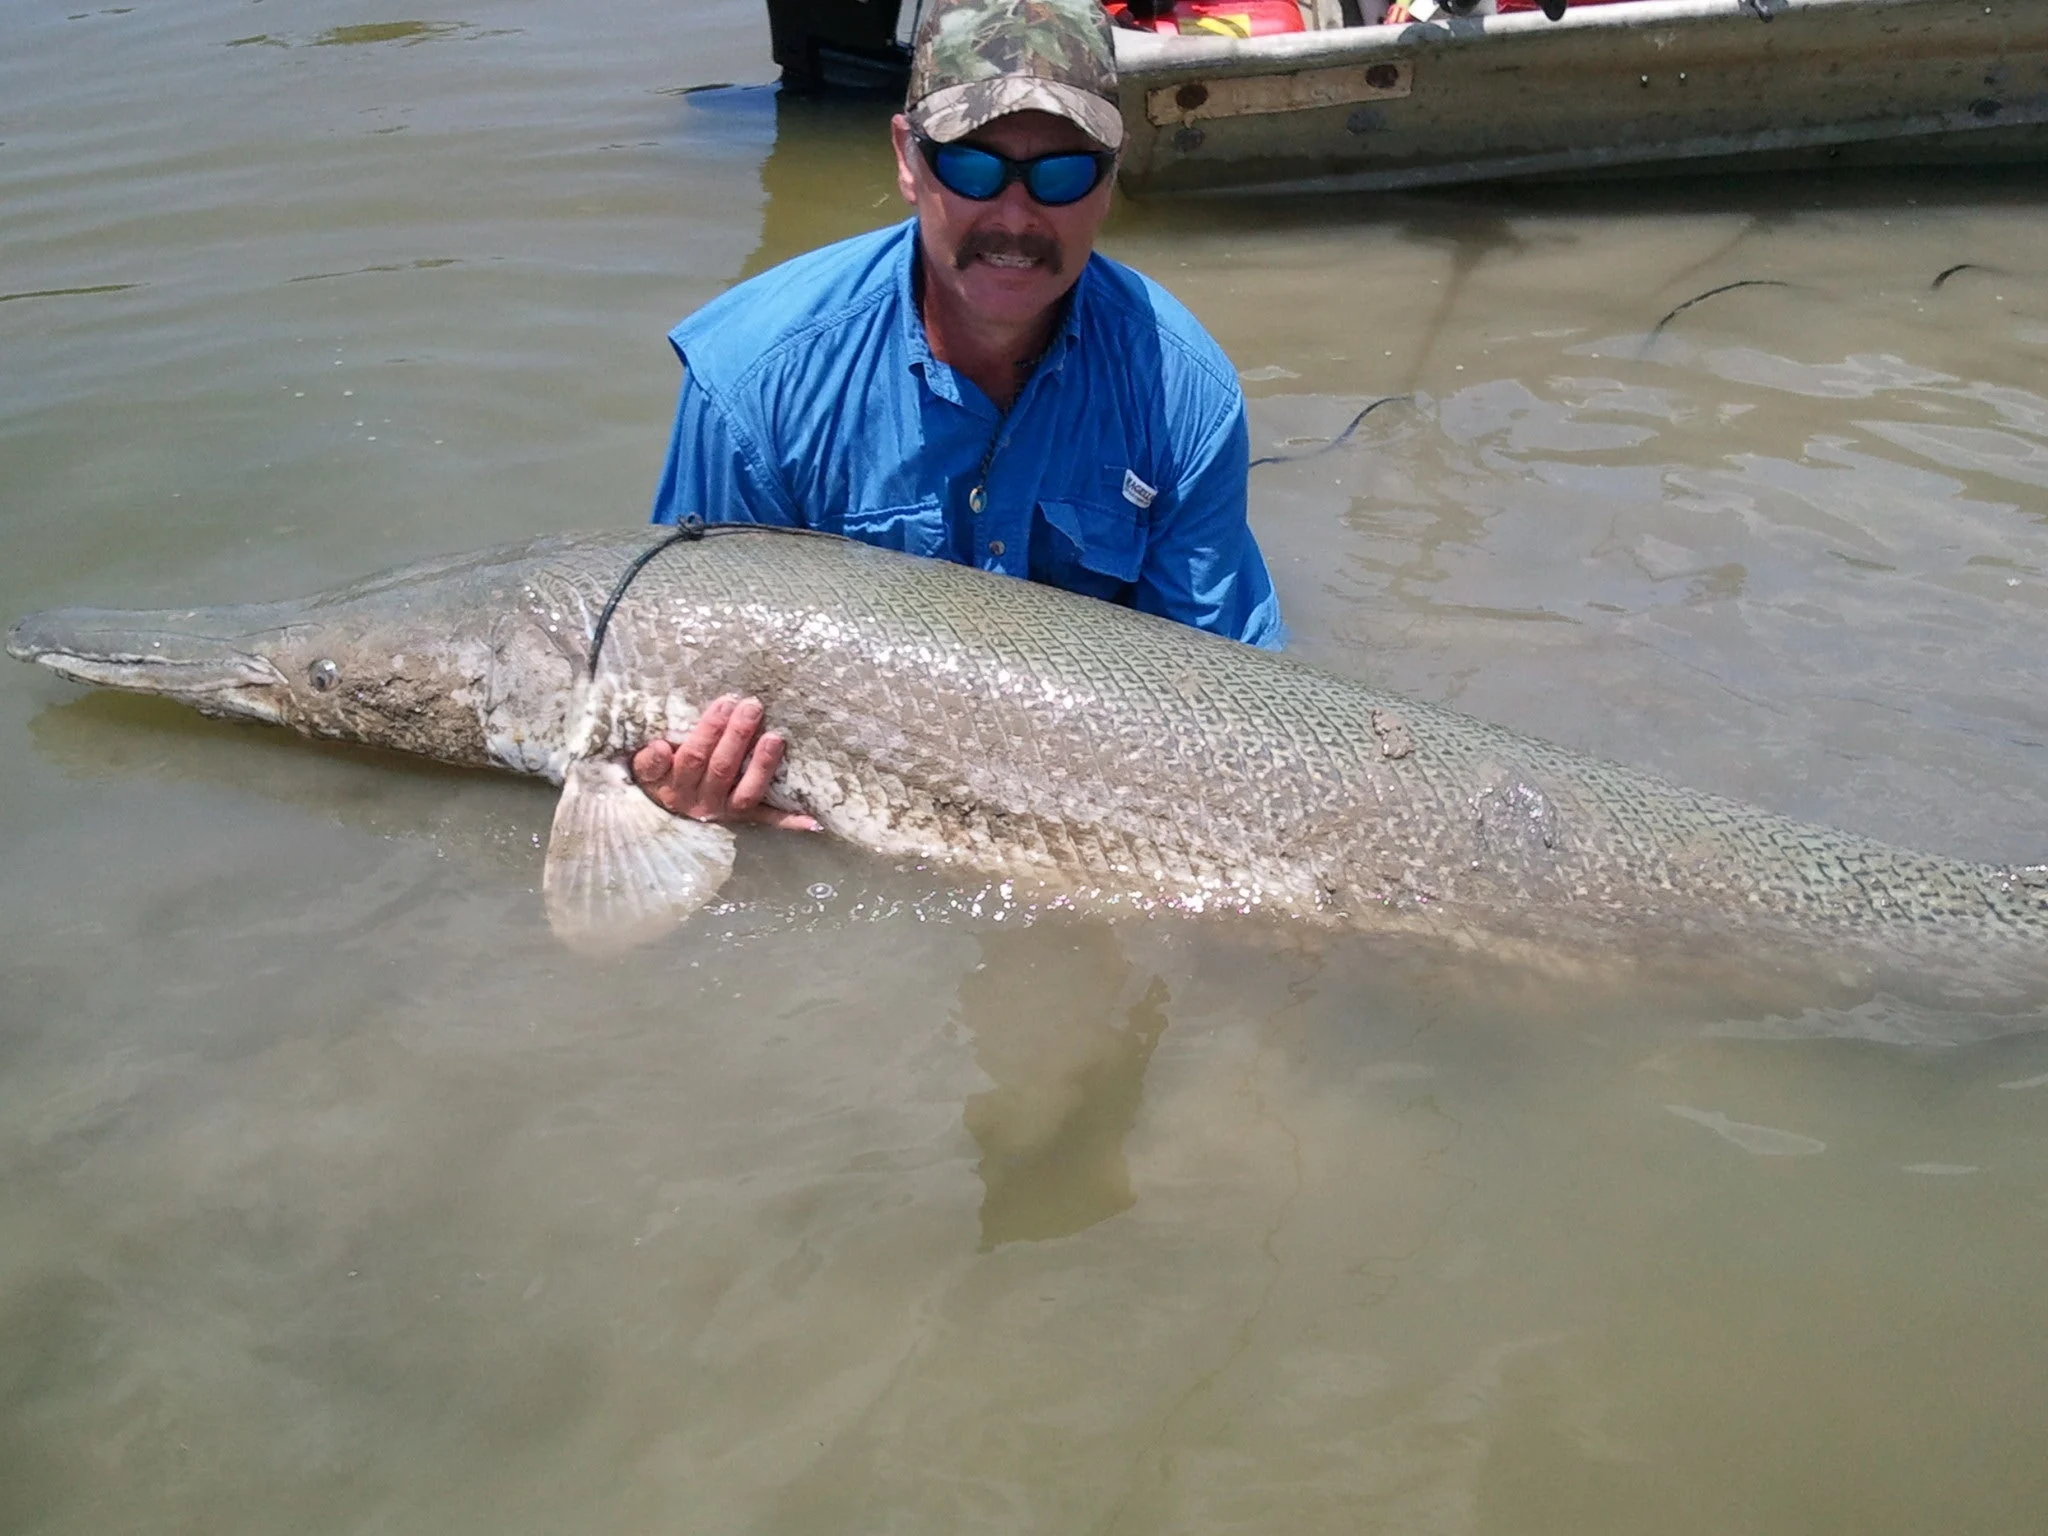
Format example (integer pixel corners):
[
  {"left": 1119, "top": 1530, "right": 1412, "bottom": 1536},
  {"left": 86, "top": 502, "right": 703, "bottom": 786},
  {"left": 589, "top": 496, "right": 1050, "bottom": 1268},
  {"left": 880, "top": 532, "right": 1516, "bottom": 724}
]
[
  {"left": 966, "top": 350, "right": 1050, "bottom": 516},
  {"left": 967, "top": 420, "right": 1004, "bottom": 515}
]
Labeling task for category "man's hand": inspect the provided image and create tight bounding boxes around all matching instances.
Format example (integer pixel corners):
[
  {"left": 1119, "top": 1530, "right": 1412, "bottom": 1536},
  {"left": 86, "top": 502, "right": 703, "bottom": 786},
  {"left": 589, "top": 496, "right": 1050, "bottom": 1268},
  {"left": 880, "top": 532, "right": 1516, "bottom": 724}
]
[{"left": 630, "top": 694, "right": 819, "bottom": 831}]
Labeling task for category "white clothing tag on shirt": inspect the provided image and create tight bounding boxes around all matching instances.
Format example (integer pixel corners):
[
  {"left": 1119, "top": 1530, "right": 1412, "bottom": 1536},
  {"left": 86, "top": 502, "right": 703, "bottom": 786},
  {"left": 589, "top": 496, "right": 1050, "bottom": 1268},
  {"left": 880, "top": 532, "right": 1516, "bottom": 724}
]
[{"left": 1121, "top": 468, "right": 1158, "bottom": 509}]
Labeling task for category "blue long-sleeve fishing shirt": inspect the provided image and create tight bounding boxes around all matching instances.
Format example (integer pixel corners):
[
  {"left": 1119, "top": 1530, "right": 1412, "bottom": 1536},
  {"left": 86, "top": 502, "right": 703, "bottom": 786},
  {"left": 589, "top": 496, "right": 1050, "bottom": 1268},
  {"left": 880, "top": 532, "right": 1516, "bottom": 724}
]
[{"left": 651, "top": 218, "right": 1284, "bottom": 649}]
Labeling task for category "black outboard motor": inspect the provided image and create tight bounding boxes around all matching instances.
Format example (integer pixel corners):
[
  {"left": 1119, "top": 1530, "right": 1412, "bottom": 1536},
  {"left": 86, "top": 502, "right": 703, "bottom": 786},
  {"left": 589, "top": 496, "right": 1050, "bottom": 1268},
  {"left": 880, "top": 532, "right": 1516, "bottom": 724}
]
[{"left": 767, "top": 0, "right": 913, "bottom": 91}]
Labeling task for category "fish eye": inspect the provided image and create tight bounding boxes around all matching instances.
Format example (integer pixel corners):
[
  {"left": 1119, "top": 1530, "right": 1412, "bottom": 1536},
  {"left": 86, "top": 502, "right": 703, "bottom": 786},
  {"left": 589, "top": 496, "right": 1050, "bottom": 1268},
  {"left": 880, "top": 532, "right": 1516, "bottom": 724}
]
[{"left": 308, "top": 659, "right": 340, "bottom": 692}]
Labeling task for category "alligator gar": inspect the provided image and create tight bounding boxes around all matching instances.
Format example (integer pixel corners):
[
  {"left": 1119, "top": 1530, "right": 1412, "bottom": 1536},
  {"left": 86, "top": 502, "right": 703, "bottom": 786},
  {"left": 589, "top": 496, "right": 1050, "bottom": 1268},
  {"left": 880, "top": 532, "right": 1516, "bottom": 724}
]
[{"left": 10, "top": 526, "right": 2046, "bottom": 986}]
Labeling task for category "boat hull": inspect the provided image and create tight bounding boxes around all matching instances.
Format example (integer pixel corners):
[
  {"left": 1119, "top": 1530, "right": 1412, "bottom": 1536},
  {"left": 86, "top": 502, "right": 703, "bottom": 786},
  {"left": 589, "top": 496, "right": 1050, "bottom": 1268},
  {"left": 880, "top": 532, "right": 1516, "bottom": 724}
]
[{"left": 1113, "top": 0, "right": 2048, "bottom": 194}]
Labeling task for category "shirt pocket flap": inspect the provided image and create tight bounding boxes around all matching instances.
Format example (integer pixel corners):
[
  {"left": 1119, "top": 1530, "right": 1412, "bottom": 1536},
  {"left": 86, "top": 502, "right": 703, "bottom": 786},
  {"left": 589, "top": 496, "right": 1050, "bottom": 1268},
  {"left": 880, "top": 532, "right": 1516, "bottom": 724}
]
[{"left": 1039, "top": 499, "right": 1144, "bottom": 584}]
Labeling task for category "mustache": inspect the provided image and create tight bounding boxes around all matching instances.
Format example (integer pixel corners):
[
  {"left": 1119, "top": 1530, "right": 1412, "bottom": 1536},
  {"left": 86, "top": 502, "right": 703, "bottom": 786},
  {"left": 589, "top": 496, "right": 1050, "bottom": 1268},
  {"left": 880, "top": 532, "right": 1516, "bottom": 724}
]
[{"left": 955, "top": 228, "right": 1063, "bottom": 276}]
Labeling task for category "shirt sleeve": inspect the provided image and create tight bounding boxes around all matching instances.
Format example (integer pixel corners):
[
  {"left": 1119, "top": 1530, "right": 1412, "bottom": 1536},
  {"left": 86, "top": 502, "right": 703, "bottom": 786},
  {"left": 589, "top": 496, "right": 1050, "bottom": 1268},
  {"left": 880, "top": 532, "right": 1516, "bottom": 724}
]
[
  {"left": 1132, "top": 398, "right": 1288, "bottom": 650},
  {"left": 649, "top": 365, "right": 800, "bottom": 528}
]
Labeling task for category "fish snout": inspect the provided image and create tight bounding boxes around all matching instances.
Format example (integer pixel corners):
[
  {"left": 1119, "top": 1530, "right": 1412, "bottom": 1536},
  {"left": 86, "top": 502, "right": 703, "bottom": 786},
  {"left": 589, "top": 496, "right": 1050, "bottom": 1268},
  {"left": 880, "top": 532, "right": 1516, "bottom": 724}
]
[
  {"left": 9, "top": 606, "right": 291, "bottom": 715},
  {"left": 4, "top": 611, "right": 53, "bottom": 663}
]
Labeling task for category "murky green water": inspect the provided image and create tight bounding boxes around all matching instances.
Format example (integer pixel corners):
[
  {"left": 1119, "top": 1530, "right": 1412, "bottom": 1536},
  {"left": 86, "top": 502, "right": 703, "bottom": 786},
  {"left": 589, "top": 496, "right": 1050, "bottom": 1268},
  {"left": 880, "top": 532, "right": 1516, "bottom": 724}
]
[{"left": 5, "top": 3, "right": 2048, "bottom": 1531}]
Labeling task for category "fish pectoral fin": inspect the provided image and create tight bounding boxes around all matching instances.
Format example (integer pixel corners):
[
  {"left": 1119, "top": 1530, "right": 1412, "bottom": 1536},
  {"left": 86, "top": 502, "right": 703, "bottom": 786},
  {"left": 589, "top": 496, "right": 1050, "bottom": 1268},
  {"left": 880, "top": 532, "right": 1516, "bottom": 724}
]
[{"left": 542, "top": 757, "right": 736, "bottom": 954}]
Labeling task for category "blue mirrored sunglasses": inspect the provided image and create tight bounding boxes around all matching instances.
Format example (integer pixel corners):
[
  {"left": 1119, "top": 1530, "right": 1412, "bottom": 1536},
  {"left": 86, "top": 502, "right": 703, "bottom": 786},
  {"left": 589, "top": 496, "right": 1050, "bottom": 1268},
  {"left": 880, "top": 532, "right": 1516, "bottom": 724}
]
[{"left": 915, "top": 133, "right": 1115, "bottom": 208}]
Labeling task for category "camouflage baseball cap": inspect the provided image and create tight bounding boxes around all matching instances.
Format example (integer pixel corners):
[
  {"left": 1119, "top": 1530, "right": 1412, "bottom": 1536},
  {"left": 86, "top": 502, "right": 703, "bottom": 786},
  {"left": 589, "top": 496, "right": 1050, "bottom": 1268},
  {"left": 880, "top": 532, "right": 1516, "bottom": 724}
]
[{"left": 905, "top": 0, "right": 1124, "bottom": 152}]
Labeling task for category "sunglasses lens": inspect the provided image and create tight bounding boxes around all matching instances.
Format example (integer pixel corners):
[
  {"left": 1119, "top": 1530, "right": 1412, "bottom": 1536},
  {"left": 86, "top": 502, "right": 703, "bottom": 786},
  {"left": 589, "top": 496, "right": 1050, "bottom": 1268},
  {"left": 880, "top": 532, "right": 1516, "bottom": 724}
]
[
  {"left": 931, "top": 143, "right": 1007, "bottom": 201},
  {"left": 1024, "top": 154, "right": 1104, "bottom": 206}
]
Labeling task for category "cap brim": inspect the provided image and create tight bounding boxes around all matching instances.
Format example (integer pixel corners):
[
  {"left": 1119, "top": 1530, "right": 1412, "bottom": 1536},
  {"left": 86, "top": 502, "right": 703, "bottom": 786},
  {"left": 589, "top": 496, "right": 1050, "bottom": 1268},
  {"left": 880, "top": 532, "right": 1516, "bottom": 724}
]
[{"left": 910, "top": 77, "right": 1124, "bottom": 152}]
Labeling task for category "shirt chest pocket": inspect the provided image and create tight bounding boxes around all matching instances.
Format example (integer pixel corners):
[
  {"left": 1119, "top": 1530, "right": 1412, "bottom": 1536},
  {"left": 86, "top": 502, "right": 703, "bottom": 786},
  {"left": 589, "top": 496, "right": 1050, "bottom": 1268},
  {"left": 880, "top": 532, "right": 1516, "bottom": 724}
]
[{"left": 1036, "top": 497, "right": 1146, "bottom": 588}]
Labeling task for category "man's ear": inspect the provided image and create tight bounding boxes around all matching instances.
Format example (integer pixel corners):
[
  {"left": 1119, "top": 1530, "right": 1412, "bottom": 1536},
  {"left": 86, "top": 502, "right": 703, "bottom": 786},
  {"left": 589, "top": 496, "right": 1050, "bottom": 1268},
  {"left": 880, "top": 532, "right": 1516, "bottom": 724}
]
[{"left": 890, "top": 114, "right": 920, "bottom": 208}]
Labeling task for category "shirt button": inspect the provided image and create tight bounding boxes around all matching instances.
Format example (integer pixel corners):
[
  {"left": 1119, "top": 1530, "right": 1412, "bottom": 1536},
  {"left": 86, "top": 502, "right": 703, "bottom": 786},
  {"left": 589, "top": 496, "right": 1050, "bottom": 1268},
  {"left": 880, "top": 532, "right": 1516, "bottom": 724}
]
[{"left": 989, "top": 540, "right": 1006, "bottom": 556}]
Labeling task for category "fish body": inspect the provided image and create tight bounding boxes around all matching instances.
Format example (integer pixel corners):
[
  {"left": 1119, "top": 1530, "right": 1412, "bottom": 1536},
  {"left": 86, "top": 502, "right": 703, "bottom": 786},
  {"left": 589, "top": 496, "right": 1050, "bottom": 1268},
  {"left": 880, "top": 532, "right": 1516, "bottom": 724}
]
[{"left": 11, "top": 526, "right": 2046, "bottom": 981}]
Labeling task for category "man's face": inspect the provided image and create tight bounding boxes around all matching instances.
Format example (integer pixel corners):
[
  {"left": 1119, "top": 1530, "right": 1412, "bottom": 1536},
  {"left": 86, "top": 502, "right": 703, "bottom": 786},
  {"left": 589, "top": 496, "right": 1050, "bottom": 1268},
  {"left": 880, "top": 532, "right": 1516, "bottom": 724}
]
[{"left": 892, "top": 109, "right": 1116, "bottom": 332}]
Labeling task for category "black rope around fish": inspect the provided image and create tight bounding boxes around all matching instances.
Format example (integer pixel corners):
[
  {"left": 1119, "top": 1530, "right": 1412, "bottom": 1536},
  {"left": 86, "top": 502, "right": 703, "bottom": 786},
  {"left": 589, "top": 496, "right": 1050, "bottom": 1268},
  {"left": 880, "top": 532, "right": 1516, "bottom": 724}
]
[
  {"left": 587, "top": 517, "right": 846, "bottom": 678},
  {"left": 588, "top": 516, "right": 707, "bottom": 679}
]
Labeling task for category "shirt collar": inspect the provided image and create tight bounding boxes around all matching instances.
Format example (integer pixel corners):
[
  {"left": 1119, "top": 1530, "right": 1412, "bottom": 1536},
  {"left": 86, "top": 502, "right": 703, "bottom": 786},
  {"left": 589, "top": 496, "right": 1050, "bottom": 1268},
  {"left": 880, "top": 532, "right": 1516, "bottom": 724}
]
[
  {"left": 1044, "top": 254, "right": 1093, "bottom": 374},
  {"left": 898, "top": 220, "right": 966, "bottom": 408}
]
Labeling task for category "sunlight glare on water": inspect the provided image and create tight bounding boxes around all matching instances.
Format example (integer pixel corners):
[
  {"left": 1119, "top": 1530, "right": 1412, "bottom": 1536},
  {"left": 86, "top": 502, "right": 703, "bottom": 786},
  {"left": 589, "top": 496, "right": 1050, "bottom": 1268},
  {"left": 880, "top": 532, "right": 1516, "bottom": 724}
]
[{"left": 3, "top": 3, "right": 2047, "bottom": 1532}]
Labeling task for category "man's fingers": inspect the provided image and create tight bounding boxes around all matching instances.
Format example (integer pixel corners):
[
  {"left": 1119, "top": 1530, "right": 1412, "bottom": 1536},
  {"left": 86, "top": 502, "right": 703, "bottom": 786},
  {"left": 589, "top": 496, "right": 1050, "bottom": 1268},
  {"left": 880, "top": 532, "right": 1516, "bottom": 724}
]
[
  {"left": 733, "top": 733, "right": 818, "bottom": 830},
  {"left": 740, "top": 804, "right": 821, "bottom": 832},
  {"left": 632, "top": 739, "right": 674, "bottom": 784},
  {"left": 728, "top": 730, "right": 785, "bottom": 811},
  {"left": 670, "top": 695, "right": 737, "bottom": 789},
  {"left": 631, "top": 739, "right": 679, "bottom": 811},
  {"left": 629, "top": 695, "right": 812, "bottom": 829},
  {"left": 701, "top": 697, "right": 764, "bottom": 802}
]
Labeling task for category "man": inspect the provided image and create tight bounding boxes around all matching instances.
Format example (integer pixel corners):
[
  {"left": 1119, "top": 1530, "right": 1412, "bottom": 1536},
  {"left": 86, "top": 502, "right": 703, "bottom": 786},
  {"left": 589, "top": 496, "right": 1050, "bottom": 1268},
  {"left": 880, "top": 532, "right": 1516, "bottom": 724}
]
[{"left": 635, "top": 0, "right": 1283, "bottom": 828}]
